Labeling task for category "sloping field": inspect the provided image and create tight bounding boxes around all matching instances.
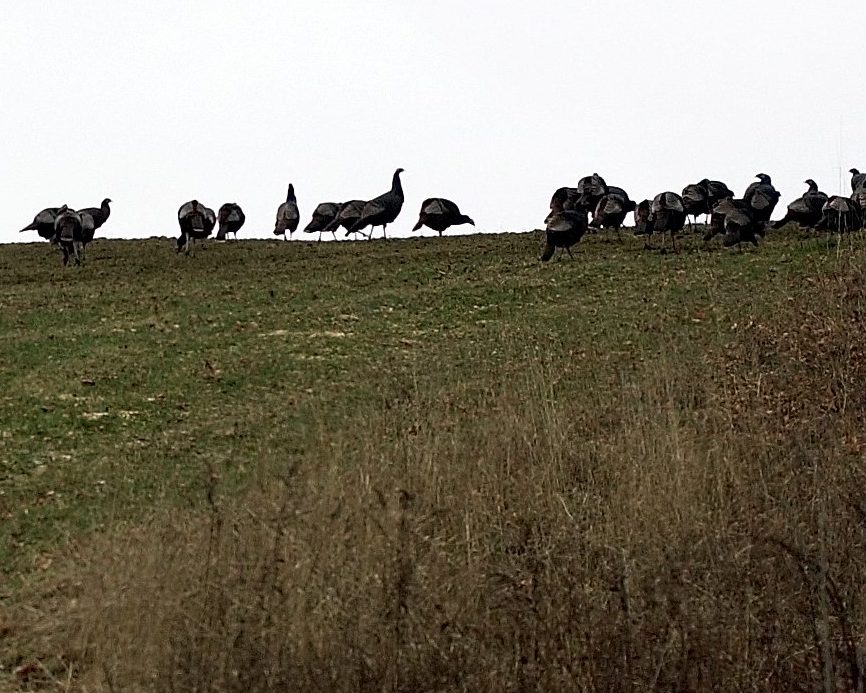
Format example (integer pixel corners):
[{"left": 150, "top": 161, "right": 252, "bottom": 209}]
[{"left": 2, "top": 230, "right": 866, "bottom": 691}]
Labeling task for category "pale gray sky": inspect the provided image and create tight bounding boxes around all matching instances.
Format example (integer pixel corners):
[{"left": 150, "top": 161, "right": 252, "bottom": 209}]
[{"left": 3, "top": 1, "right": 865, "bottom": 243}]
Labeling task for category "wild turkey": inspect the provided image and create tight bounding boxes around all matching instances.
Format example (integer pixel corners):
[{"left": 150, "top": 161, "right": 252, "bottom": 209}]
[
  {"left": 703, "top": 180, "right": 735, "bottom": 207},
  {"left": 541, "top": 197, "right": 588, "bottom": 261},
  {"left": 575, "top": 173, "right": 608, "bottom": 212},
  {"left": 52, "top": 206, "right": 87, "bottom": 266},
  {"left": 634, "top": 199, "right": 652, "bottom": 235},
  {"left": 590, "top": 190, "right": 636, "bottom": 230},
  {"left": 177, "top": 200, "right": 216, "bottom": 254},
  {"left": 681, "top": 182, "right": 710, "bottom": 225},
  {"left": 348, "top": 168, "right": 405, "bottom": 239},
  {"left": 549, "top": 187, "right": 580, "bottom": 213},
  {"left": 850, "top": 168, "right": 866, "bottom": 192},
  {"left": 274, "top": 184, "right": 299, "bottom": 239},
  {"left": 697, "top": 180, "right": 736, "bottom": 230},
  {"left": 19, "top": 207, "right": 61, "bottom": 240},
  {"left": 77, "top": 198, "right": 112, "bottom": 234},
  {"left": 772, "top": 180, "right": 828, "bottom": 229},
  {"left": 304, "top": 202, "right": 341, "bottom": 241},
  {"left": 412, "top": 198, "right": 474, "bottom": 236},
  {"left": 641, "top": 192, "right": 687, "bottom": 250},
  {"left": 706, "top": 198, "right": 764, "bottom": 248},
  {"left": 743, "top": 173, "right": 780, "bottom": 223},
  {"left": 323, "top": 200, "right": 366, "bottom": 237},
  {"left": 216, "top": 203, "right": 245, "bottom": 240},
  {"left": 815, "top": 196, "right": 862, "bottom": 234},
  {"left": 73, "top": 198, "right": 111, "bottom": 260}
]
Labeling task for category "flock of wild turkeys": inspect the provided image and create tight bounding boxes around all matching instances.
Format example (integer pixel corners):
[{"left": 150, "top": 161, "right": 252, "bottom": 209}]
[
  {"left": 16, "top": 167, "right": 866, "bottom": 265},
  {"left": 541, "top": 170, "right": 866, "bottom": 261}
]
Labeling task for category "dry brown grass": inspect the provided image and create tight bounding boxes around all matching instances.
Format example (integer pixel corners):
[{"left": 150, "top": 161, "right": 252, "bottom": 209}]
[{"left": 5, "top": 252, "right": 866, "bottom": 691}]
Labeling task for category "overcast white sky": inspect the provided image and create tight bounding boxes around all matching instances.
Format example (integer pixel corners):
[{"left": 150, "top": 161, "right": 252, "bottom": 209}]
[{"left": 3, "top": 1, "right": 865, "bottom": 243}]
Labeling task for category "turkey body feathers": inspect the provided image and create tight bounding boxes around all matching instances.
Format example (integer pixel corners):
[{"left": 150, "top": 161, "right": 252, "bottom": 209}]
[
  {"left": 347, "top": 168, "right": 405, "bottom": 238},
  {"left": 412, "top": 198, "right": 474, "bottom": 235},
  {"left": 541, "top": 209, "right": 587, "bottom": 261},
  {"left": 274, "top": 184, "right": 299, "bottom": 237}
]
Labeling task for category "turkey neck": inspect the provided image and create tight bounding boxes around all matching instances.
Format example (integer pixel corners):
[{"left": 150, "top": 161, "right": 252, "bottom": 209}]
[{"left": 391, "top": 170, "right": 404, "bottom": 200}]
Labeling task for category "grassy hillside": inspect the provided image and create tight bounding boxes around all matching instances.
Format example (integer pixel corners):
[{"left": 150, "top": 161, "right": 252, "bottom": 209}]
[{"left": 2, "top": 229, "right": 866, "bottom": 691}]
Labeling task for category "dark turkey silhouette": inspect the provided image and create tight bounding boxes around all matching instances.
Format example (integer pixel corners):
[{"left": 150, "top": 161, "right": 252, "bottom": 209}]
[
  {"left": 704, "top": 179, "right": 735, "bottom": 207},
  {"left": 850, "top": 168, "right": 866, "bottom": 192},
  {"left": 772, "top": 180, "right": 828, "bottom": 229},
  {"left": 743, "top": 173, "right": 780, "bottom": 223},
  {"left": 304, "top": 202, "right": 341, "bottom": 241},
  {"left": 412, "top": 198, "right": 474, "bottom": 236},
  {"left": 19, "top": 207, "right": 61, "bottom": 240},
  {"left": 549, "top": 187, "right": 580, "bottom": 213},
  {"left": 216, "top": 203, "right": 245, "bottom": 240},
  {"left": 575, "top": 173, "right": 608, "bottom": 212},
  {"left": 52, "top": 206, "right": 87, "bottom": 266},
  {"left": 642, "top": 192, "right": 687, "bottom": 250},
  {"left": 815, "top": 196, "right": 862, "bottom": 234},
  {"left": 633, "top": 199, "right": 652, "bottom": 235},
  {"left": 694, "top": 180, "right": 737, "bottom": 230},
  {"left": 707, "top": 198, "right": 764, "bottom": 248},
  {"left": 274, "top": 184, "right": 299, "bottom": 239},
  {"left": 590, "top": 191, "right": 636, "bottom": 230},
  {"left": 76, "top": 198, "right": 112, "bottom": 236},
  {"left": 541, "top": 198, "right": 587, "bottom": 261},
  {"left": 74, "top": 198, "right": 111, "bottom": 260},
  {"left": 323, "top": 200, "right": 366, "bottom": 237},
  {"left": 348, "top": 168, "right": 405, "bottom": 239},
  {"left": 681, "top": 183, "right": 710, "bottom": 224},
  {"left": 177, "top": 200, "right": 216, "bottom": 254}
]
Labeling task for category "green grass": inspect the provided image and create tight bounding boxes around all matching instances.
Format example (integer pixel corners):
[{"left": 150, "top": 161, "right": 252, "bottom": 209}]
[
  {"left": 5, "top": 227, "right": 866, "bottom": 691},
  {"left": 0, "top": 228, "right": 850, "bottom": 578}
]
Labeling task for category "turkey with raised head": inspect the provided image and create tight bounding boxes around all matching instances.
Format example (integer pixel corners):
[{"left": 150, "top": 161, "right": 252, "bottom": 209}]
[
  {"left": 216, "top": 203, "right": 245, "bottom": 240},
  {"left": 743, "top": 173, "right": 780, "bottom": 224},
  {"left": 274, "top": 184, "right": 299, "bottom": 239},
  {"left": 772, "top": 180, "right": 827, "bottom": 229},
  {"left": 75, "top": 198, "right": 111, "bottom": 259},
  {"left": 540, "top": 197, "right": 587, "bottom": 261},
  {"left": 347, "top": 168, "right": 405, "bottom": 239},
  {"left": 412, "top": 198, "right": 474, "bottom": 236},
  {"left": 304, "top": 202, "right": 340, "bottom": 241},
  {"left": 19, "top": 207, "right": 61, "bottom": 240},
  {"left": 177, "top": 200, "right": 216, "bottom": 254},
  {"left": 850, "top": 168, "right": 866, "bottom": 192},
  {"left": 77, "top": 198, "right": 111, "bottom": 235}
]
